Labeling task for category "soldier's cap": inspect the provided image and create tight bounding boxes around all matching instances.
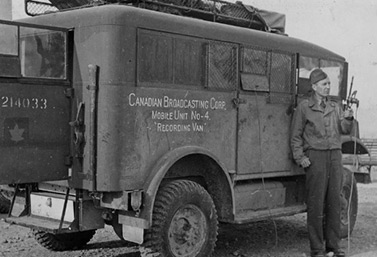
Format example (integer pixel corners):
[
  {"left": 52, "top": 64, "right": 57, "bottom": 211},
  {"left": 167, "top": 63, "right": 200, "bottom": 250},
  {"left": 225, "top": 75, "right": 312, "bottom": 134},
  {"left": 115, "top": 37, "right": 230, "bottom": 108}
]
[{"left": 310, "top": 68, "right": 328, "bottom": 85}]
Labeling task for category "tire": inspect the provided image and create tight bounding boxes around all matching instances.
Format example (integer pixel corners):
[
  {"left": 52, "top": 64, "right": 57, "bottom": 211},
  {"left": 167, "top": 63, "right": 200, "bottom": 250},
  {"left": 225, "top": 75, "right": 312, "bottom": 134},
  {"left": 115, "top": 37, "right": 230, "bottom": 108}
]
[
  {"left": 140, "top": 180, "right": 218, "bottom": 257},
  {"left": 339, "top": 167, "right": 358, "bottom": 238},
  {"left": 33, "top": 229, "right": 96, "bottom": 251},
  {"left": 0, "top": 190, "right": 13, "bottom": 214}
]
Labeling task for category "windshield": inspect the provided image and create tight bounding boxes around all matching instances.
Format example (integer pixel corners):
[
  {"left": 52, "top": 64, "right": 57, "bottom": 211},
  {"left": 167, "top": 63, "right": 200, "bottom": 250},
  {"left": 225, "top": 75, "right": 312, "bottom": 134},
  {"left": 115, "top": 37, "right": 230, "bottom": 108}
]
[
  {"left": 0, "top": 21, "right": 67, "bottom": 80},
  {"left": 298, "top": 56, "right": 345, "bottom": 97}
]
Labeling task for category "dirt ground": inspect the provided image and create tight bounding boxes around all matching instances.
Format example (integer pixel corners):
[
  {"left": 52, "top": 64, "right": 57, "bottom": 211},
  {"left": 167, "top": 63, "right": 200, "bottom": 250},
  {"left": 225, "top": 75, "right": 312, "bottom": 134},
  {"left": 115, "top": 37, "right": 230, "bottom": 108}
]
[{"left": 1, "top": 182, "right": 377, "bottom": 257}]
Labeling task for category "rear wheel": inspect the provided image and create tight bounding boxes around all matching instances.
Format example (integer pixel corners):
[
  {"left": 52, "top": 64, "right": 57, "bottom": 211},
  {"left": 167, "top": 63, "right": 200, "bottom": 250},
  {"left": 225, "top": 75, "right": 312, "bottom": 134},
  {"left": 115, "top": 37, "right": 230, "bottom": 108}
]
[
  {"left": 33, "top": 229, "right": 96, "bottom": 251},
  {"left": 140, "top": 180, "right": 218, "bottom": 257},
  {"left": 340, "top": 167, "right": 358, "bottom": 238}
]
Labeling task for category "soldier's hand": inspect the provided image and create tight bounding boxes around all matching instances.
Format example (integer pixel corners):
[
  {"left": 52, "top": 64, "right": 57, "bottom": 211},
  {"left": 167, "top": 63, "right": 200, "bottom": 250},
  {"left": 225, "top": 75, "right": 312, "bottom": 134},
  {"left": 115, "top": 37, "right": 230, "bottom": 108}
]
[
  {"left": 300, "top": 157, "right": 311, "bottom": 168},
  {"left": 344, "top": 108, "right": 354, "bottom": 119}
]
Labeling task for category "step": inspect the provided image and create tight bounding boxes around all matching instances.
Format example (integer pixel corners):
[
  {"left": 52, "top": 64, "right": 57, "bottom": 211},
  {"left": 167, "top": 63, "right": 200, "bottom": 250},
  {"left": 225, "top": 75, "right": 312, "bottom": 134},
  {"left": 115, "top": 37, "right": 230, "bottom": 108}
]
[{"left": 6, "top": 215, "right": 72, "bottom": 233}]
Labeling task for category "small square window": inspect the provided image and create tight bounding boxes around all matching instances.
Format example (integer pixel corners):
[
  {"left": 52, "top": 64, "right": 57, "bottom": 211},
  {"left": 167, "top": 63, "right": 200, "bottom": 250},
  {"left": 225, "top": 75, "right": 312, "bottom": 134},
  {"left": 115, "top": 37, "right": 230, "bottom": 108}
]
[
  {"left": 138, "top": 32, "right": 173, "bottom": 84},
  {"left": 242, "top": 48, "right": 267, "bottom": 75},
  {"left": 207, "top": 42, "right": 237, "bottom": 90}
]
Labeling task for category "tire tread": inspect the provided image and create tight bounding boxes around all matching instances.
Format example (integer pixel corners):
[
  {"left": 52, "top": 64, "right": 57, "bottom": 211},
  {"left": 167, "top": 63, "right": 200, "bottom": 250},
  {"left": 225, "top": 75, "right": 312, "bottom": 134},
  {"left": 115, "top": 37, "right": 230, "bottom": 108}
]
[
  {"left": 33, "top": 230, "right": 96, "bottom": 251},
  {"left": 140, "top": 180, "right": 218, "bottom": 257}
]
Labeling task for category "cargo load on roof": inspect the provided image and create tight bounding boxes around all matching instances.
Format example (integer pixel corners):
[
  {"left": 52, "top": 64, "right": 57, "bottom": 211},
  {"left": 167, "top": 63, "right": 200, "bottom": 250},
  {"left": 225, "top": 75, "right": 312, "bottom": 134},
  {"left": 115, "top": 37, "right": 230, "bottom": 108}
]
[{"left": 25, "top": 0, "right": 286, "bottom": 34}]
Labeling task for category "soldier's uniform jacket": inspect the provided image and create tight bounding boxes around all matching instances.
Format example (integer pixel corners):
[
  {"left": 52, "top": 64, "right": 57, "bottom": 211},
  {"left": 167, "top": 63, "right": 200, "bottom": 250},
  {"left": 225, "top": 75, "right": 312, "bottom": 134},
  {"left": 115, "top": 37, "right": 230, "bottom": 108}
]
[{"left": 290, "top": 95, "right": 353, "bottom": 165}]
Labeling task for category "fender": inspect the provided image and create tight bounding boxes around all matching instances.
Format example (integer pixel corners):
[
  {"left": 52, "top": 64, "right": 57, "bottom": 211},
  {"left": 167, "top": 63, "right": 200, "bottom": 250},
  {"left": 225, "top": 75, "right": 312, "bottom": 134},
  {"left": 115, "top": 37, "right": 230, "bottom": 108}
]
[
  {"left": 341, "top": 135, "right": 369, "bottom": 155},
  {"left": 139, "top": 145, "right": 235, "bottom": 225}
]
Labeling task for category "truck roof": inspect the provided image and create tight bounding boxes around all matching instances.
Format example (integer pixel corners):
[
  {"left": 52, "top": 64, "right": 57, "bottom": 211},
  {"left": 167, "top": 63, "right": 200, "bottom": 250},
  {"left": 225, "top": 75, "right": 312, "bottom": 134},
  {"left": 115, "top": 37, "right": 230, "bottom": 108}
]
[{"left": 19, "top": 4, "right": 345, "bottom": 62}]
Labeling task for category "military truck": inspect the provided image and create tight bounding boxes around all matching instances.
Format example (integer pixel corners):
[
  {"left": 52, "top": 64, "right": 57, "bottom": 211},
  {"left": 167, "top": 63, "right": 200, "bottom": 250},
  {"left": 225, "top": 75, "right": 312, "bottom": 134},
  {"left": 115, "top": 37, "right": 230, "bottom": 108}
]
[{"left": 0, "top": 0, "right": 366, "bottom": 256}]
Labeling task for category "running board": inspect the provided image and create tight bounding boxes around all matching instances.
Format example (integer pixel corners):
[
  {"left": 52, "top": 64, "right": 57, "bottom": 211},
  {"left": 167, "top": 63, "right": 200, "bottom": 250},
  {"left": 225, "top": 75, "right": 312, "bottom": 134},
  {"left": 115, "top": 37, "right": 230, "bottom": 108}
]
[{"left": 234, "top": 205, "right": 307, "bottom": 224}]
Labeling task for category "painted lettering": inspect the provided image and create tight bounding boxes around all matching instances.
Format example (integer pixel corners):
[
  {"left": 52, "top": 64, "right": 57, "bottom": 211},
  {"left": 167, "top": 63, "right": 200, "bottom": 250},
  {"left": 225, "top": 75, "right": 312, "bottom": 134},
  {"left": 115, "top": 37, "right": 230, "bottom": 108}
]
[
  {"left": 128, "top": 93, "right": 229, "bottom": 133},
  {"left": 129, "top": 93, "right": 162, "bottom": 108},
  {"left": 1, "top": 96, "right": 48, "bottom": 110},
  {"left": 156, "top": 122, "right": 191, "bottom": 132},
  {"left": 152, "top": 110, "right": 173, "bottom": 120},
  {"left": 191, "top": 111, "right": 201, "bottom": 120},
  {"left": 174, "top": 110, "right": 188, "bottom": 120},
  {"left": 210, "top": 98, "right": 226, "bottom": 110},
  {"left": 163, "top": 96, "right": 209, "bottom": 109},
  {"left": 192, "top": 122, "right": 204, "bottom": 132}
]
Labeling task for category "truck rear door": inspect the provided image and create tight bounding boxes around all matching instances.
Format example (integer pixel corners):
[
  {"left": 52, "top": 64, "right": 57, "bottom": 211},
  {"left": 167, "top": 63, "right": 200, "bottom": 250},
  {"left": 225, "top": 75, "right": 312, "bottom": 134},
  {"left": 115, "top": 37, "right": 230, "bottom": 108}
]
[{"left": 0, "top": 20, "right": 71, "bottom": 184}]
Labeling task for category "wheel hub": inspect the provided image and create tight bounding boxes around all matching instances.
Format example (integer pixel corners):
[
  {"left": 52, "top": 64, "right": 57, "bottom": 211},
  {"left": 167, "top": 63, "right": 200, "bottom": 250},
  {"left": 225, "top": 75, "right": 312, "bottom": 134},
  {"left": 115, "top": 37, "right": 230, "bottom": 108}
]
[{"left": 168, "top": 204, "right": 207, "bottom": 257}]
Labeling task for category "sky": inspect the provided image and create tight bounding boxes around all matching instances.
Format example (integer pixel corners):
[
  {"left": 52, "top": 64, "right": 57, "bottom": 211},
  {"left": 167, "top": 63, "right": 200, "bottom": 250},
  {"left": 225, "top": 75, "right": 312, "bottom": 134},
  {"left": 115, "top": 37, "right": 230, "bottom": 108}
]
[
  {"left": 248, "top": 0, "right": 377, "bottom": 138},
  {"left": 7, "top": 0, "right": 377, "bottom": 137}
]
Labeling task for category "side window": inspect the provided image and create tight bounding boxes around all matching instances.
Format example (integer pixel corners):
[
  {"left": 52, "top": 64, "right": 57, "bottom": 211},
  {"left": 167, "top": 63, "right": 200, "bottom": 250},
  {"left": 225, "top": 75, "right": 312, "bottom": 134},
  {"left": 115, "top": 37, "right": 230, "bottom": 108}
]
[
  {"left": 20, "top": 27, "right": 67, "bottom": 79},
  {"left": 207, "top": 42, "right": 237, "bottom": 90},
  {"left": 0, "top": 22, "right": 67, "bottom": 79},
  {"left": 240, "top": 48, "right": 294, "bottom": 97},
  {"left": 137, "top": 30, "right": 239, "bottom": 90},
  {"left": 174, "top": 38, "right": 204, "bottom": 86},
  {"left": 138, "top": 31, "right": 173, "bottom": 84},
  {"left": 269, "top": 52, "right": 295, "bottom": 104},
  {"left": 297, "top": 56, "right": 320, "bottom": 96},
  {"left": 298, "top": 56, "right": 344, "bottom": 97},
  {"left": 137, "top": 30, "right": 204, "bottom": 87},
  {"left": 270, "top": 52, "right": 293, "bottom": 93},
  {"left": 243, "top": 48, "right": 267, "bottom": 75},
  {"left": 240, "top": 48, "right": 269, "bottom": 91}
]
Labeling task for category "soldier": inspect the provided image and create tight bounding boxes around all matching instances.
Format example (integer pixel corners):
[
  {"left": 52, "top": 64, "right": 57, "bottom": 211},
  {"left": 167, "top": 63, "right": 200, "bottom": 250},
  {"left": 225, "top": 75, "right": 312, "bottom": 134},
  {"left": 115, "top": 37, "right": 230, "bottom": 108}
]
[{"left": 290, "top": 68, "right": 354, "bottom": 257}]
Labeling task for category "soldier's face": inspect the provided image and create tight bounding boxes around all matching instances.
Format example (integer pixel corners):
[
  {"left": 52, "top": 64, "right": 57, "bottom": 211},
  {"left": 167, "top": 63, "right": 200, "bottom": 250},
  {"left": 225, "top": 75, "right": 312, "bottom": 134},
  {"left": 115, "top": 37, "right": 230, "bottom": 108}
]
[{"left": 312, "top": 77, "right": 331, "bottom": 98}]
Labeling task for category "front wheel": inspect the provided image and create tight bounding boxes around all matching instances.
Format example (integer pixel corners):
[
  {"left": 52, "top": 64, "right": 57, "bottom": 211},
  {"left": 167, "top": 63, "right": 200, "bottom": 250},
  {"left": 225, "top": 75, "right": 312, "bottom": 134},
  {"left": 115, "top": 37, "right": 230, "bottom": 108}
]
[
  {"left": 140, "top": 180, "right": 218, "bottom": 257},
  {"left": 340, "top": 167, "right": 358, "bottom": 238}
]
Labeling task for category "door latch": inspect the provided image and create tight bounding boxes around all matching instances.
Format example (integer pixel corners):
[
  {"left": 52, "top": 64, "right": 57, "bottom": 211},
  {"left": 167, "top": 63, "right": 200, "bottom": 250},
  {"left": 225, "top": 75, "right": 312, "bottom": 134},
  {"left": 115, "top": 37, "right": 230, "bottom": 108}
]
[{"left": 232, "top": 97, "right": 246, "bottom": 108}]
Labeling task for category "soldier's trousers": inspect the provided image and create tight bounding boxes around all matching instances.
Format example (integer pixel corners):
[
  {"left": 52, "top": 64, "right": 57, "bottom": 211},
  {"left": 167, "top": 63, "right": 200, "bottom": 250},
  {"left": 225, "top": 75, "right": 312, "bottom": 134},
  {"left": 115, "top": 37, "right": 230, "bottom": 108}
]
[{"left": 305, "top": 149, "right": 343, "bottom": 252}]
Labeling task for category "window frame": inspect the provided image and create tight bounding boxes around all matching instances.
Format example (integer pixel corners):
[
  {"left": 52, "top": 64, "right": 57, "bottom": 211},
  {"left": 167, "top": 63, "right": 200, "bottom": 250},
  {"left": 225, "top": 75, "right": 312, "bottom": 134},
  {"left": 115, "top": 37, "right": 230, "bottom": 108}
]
[
  {"left": 137, "top": 29, "right": 206, "bottom": 89},
  {"left": 137, "top": 29, "right": 239, "bottom": 91},
  {"left": 0, "top": 19, "right": 69, "bottom": 81},
  {"left": 298, "top": 55, "right": 345, "bottom": 98},
  {"left": 240, "top": 46, "right": 295, "bottom": 98}
]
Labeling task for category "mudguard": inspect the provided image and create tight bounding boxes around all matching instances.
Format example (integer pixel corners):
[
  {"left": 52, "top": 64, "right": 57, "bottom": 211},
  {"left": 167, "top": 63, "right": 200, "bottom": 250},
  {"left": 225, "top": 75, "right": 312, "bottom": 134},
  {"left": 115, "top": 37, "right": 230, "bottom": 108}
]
[
  {"left": 140, "top": 145, "right": 235, "bottom": 225},
  {"left": 341, "top": 136, "right": 369, "bottom": 155}
]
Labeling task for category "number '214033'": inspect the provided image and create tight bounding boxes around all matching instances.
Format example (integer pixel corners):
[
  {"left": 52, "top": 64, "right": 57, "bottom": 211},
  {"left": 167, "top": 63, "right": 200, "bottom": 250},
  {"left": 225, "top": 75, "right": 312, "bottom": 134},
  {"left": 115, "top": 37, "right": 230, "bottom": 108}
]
[{"left": 1, "top": 96, "right": 48, "bottom": 109}]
